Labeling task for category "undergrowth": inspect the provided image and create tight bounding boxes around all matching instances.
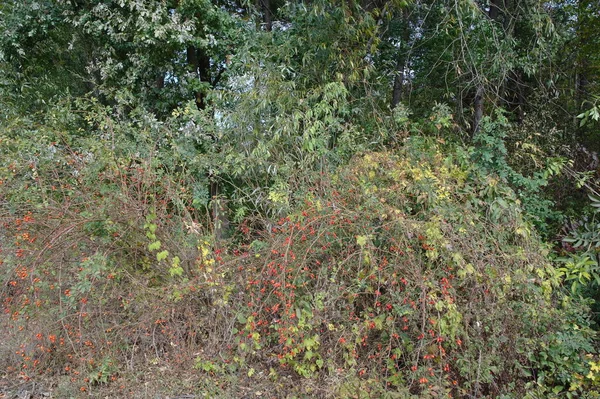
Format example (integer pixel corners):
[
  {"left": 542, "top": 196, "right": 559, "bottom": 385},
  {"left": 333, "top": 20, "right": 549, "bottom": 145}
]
[{"left": 1, "top": 131, "right": 598, "bottom": 398}]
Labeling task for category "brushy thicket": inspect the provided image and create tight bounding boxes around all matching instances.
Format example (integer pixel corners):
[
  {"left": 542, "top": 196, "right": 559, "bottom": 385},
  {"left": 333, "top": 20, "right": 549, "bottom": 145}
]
[
  {"left": 2, "top": 1, "right": 600, "bottom": 397},
  {"left": 1, "top": 112, "right": 599, "bottom": 398}
]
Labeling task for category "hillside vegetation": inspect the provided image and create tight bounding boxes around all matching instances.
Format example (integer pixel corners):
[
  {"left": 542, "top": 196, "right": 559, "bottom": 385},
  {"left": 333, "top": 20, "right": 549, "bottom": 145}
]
[{"left": 1, "top": 0, "right": 600, "bottom": 398}]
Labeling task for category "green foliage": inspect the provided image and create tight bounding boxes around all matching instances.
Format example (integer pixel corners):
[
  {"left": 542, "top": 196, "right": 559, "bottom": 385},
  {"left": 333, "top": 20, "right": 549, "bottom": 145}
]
[
  {"left": 578, "top": 99, "right": 600, "bottom": 128},
  {"left": 556, "top": 254, "right": 600, "bottom": 294},
  {"left": 230, "top": 139, "right": 595, "bottom": 397},
  {"left": 1, "top": 0, "right": 600, "bottom": 397},
  {"left": 471, "top": 110, "right": 565, "bottom": 236},
  {"left": 558, "top": 194, "right": 600, "bottom": 325}
]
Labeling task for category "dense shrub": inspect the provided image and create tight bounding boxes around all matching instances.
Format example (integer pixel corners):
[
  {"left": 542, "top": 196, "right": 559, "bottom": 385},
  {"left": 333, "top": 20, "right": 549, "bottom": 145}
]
[
  {"left": 0, "top": 110, "right": 217, "bottom": 389},
  {"left": 227, "top": 139, "right": 597, "bottom": 397},
  {"left": 1, "top": 131, "right": 597, "bottom": 397}
]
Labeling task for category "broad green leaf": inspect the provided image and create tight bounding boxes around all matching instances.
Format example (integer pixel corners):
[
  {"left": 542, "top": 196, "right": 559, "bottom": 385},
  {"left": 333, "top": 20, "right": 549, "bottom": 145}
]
[{"left": 157, "top": 250, "right": 169, "bottom": 261}]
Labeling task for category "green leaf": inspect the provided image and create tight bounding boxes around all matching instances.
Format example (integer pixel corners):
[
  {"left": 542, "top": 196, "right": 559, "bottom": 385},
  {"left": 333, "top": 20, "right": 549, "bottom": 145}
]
[
  {"left": 552, "top": 385, "right": 564, "bottom": 394},
  {"left": 148, "top": 240, "right": 161, "bottom": 251},
  {"left": 356, "top": 235, "right": 368, "bottom": 247},
  {"left": 157, "top": 250, "right": 169, "bottom": 261}
]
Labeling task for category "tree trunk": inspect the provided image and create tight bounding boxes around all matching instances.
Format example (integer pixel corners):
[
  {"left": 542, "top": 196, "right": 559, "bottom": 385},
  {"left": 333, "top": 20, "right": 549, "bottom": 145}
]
[
  {"left": 515, "top": 70, "right": 525, "bottom": 124},
  {"left": 575, "top": 70, "right": 588, "bottom": 137},
  {"left": 210, "top": 178, "right": 229, "bottom": 242},
  {"left": 259, "top": 0, "right": 272, "bottom": 31},
  {"left": 470, "top": 0, "right": 504, "bottom": 134},
  {"left": 155, "top": 74, "right": 165, "bottom": 89},
  {"left": 188, "top": 45, "right": 228, "bottom": 241},
  {"left": 391, "top": 9, "right": 411, "bottom": 108},
  {"left": 187, "top": 46, "right": 200, "bottom": 108},
  {"left": 473, "top": 85, "right": 484, "bottom": 135},
  {"left": 489, "top": 0, "right": 502, "bottom": 20},
  {"left": 391, "top": 57, "right": 405, "bottom": 109},
  {"left": 187, "top": 46, "right": 212, "bottom": 110}
]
